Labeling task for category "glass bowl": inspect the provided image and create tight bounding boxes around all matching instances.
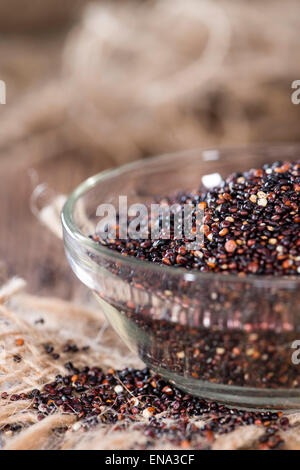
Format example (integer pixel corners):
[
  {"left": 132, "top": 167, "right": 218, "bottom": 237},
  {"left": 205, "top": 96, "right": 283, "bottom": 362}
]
[{"left": 61, "top": 144, "right": 300, "bottom": 410}]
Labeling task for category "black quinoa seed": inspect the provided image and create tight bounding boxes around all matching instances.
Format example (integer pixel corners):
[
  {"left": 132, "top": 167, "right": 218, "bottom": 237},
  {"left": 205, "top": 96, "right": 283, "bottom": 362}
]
[{"left": 13, "top": 354, "right": 22, "bottom": 363}]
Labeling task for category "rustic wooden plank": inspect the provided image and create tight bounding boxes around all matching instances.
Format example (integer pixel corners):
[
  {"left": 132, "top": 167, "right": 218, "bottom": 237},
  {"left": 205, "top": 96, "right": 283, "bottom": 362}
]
[{"left": 0, "top": 147, "right": 111, "bottom": 300}]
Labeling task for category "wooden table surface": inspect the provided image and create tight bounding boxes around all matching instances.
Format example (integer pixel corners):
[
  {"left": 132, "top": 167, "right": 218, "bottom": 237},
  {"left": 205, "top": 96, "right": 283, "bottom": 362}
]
[{"left": 0, "top": 144, "right": 111, "bottom": 301}]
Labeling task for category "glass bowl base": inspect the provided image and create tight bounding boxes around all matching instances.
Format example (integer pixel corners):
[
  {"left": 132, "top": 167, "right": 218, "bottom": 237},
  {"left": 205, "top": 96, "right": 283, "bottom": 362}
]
[
  {"left": 95, "top": 295, "right": 300, "bottom": 411},
  {"left": 146, "top": 364, "right": 300, "bottom": 412}
]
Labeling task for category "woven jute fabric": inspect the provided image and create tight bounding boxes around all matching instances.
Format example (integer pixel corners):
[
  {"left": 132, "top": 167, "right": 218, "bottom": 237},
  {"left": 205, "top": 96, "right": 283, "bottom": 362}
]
[
  {"left": 1, "top": 0, "right": 300, "bottom": 165},
  {"left": 0, "top": 278, "right": 300, "bottom": 450}
]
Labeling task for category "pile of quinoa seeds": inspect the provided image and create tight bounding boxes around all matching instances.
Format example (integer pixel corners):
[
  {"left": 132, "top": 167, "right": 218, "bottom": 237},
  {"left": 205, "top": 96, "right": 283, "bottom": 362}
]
[
  {"left": 98, "top": 160, "right": 300, "bottom": 276},
  {"left": 3, "top": 362, "right": 289, "bottom": 450}
]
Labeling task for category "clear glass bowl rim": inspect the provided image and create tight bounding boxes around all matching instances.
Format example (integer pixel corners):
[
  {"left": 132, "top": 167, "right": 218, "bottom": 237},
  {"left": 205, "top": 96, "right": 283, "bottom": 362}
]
[{"left": 61, "top": 143, "right": 300, "bottom": 288}]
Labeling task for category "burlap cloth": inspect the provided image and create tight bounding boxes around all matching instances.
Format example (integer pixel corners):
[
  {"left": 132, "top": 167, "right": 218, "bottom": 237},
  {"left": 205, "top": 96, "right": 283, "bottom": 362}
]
[
  {"left": 0, "top": 277, "right": 299, "bottom": 450},
  {"left": 1, "top": 0, "right": 300, "bottom": 165}
]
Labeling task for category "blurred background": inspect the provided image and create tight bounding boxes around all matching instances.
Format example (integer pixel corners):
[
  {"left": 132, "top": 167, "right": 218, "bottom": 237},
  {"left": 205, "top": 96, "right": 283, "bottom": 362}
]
[{"left": 0, "top": 0, "right": 299, "bottom": 299}]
